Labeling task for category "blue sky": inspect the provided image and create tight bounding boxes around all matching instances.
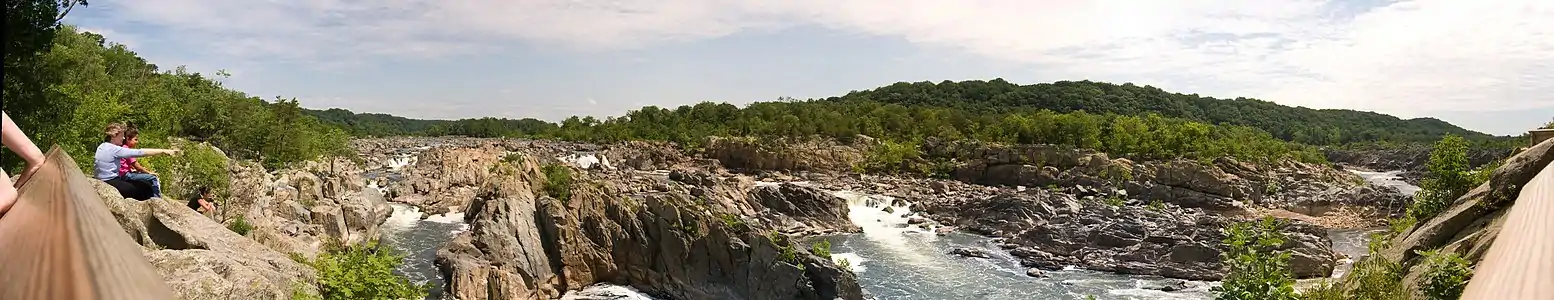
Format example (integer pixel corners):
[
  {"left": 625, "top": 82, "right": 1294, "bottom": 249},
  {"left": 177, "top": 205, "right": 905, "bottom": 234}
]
[{"left": 66, "top": 0, "right": 1553, "bottom": 136}]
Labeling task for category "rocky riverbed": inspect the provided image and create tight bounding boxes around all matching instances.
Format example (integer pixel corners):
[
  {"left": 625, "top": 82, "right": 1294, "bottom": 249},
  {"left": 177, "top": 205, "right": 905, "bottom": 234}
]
[{"left": 89, "top": 135, "right": 1420, "bottom": 299}]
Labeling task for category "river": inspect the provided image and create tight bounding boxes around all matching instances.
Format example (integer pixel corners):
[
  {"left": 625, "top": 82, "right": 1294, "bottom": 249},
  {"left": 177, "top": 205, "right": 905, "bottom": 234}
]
[{"left": 374, "top": 161, "right": 1418, "bottom": 299}]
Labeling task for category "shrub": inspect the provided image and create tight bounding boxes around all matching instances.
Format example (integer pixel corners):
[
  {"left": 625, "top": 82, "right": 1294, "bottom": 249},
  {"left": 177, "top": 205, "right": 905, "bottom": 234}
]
[
  {"left": 1418, "top": 250, "right": 1473, "bottom": 300},
  {"left": 1103, "top": 195, "right": 1126, "bottom": 207},
  {"left": 541, "top": 163, "right": 574, "bottom": 203},
  {"left": 1147, "top": 200, "right": 1166, "bottom": 212},
  {"left": 1214, "top": 217, "right": 1298, "bottom": 300},
  {"left": 1408, "top": 135, "right": 1472, "bottom": 222},
  {"left": 1299, "top": 280, "right": 1343, "bottom": 300},
  {"left": 810, "top": 240, "right": 833, "bottom": 259},
  {"left": 719, "top": 213, "right": 747, "bottom": 232},
  {"left": 836, "top": 258, "right": 852, "bottom": 272},
  {"left": 226, "top": 214, "right": 253, "bottom": 236},
  {"left": 861, "top": 140, "right": 923, "bottom": 173},
  {"left": 144, "top": 141, "right": 231, "bottom": 200},
  {"left": 305, "top": 242, "right": 428, "bottom": 300},
  {"left": 1346, "top": 258, "right": 1407, "bottom": 300}
]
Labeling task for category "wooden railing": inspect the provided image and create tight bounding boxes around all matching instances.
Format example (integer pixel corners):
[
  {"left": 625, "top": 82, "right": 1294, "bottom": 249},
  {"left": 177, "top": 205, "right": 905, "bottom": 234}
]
[
  {"left": 1460, "top": 148, "right": 1554, "bottom": 299},
  {"left": 0, "top": 147, "right": 174, "bottom": 300}
]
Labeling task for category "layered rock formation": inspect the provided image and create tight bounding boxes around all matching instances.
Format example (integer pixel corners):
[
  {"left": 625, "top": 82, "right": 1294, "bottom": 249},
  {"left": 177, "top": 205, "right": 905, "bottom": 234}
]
[
  {"left": 703, "top": 136, "right": 871, "bottom": 173},
  {"left": 432, "top": 154, "right": 864, "bottom": 300},
  {"left": 1346, "top": 138, "right": 1554, "bottom": 294},
  {"left": 919, "top": 191, "right": 1338, "bottom": 281},
  {"left": 94, "top": 180, "right": 319, "bottom": 299}
]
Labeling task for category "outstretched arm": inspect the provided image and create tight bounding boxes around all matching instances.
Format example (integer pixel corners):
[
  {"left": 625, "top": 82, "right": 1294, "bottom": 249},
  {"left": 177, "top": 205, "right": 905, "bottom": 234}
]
[{"left": 2, "top": 112, "right": 45, "bottom": 178}]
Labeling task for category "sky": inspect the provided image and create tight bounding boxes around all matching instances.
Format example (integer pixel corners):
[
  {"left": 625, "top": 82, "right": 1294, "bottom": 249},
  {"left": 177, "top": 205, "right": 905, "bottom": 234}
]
[{"left": 65, "top": 0, "right": 1553, "bottom": 136}]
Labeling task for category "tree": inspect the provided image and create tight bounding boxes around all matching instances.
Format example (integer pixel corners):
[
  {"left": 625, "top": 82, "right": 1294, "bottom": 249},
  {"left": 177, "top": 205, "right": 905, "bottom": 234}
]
[
  {"left": 1409, "top": 135, "right": 1472, "bottom": 222},
  {"left": 3, "top": 0, "right": 88, "bottom": 172}
]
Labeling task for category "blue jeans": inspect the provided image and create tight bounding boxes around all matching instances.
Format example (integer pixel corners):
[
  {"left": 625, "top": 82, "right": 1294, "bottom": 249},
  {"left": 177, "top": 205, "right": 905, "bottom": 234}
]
[{"left": 121, "top": 172, "right": 162, "bottom": 198}]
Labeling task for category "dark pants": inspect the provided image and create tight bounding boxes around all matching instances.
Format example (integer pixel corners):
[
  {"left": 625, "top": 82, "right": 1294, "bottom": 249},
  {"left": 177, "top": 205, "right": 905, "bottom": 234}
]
[{"left": 103, "top": 177, "right": 154, "bottom": 200}]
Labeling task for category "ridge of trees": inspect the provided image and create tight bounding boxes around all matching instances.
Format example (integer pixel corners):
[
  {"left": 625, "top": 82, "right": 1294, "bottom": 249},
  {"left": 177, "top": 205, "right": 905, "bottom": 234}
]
[
  {"left": 314, "top": 100, "right": 1327, "bottom": 163},
  {"left": 825, "top": 79, "right": 1501, "bottom": 145},
  {"left": 308, "top": 79, "right": 1517, "bottom": 161}
]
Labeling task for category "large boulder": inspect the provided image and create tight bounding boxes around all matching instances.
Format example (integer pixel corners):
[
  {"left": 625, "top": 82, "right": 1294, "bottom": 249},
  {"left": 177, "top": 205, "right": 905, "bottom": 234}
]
[
  {"left": 95, "top": 181, "right": 317, "bottom": 299},
  {"left": 748, "top": 183, "right": 861, "bottom": 235}
]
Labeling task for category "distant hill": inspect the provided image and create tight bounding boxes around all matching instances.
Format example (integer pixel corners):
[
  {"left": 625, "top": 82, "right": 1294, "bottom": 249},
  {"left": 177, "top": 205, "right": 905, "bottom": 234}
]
[
  {"left": 821, "top": 79, "right": 1497, "bottom": 145},
  {"left": 306, "top": 79, "right": 1505, "bottom": 148}
]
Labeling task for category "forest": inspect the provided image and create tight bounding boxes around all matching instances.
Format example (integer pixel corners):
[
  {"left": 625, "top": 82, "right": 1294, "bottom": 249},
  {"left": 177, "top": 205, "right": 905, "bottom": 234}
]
[{"left": 310, "top": 79, "right": 1528, "bottom": 160}]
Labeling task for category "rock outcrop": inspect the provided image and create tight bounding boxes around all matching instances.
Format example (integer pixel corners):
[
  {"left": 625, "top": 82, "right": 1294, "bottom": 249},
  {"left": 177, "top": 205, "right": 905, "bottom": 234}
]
[
  {"left": 703, "top": 136, "right": 870, "bottom": 173},
  {"left": 435, "top": 155, "right": 864, "bottom": 300},
  {"left": 94, "top": 181, "right": 319, "bottom": 299},
  {"left": 920, "top": 191, "right": 1338, "bottom": 280},
  {"left": 748, "top": 183, "right": 862, "bottom": 235},
  {"left": 930, "top": 139, "right": 1408, "bottom": 218},
  {"left": 1348, "top": 138, "right": 1554, "bottom": 294}
]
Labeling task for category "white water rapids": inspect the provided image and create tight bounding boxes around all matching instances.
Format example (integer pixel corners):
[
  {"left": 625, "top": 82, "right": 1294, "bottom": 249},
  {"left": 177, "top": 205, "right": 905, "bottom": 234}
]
[{"left": 375, "top": 167, "right": 1419, "bottom": 299}]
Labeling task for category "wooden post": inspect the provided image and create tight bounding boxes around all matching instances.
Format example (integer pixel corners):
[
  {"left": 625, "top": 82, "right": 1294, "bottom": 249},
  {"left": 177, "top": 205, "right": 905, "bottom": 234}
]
[
  {"left": 0, "top": 147, "right": 176, "bottom": 300},
  {"left": 1531, "top": 129, "right": 1554, "bottom": 147}
]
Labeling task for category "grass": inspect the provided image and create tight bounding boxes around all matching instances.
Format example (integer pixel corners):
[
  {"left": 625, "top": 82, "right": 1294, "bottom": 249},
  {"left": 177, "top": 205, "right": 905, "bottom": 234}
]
[{"left": 226, "top": 214, "right": 253, "bottom": 236}]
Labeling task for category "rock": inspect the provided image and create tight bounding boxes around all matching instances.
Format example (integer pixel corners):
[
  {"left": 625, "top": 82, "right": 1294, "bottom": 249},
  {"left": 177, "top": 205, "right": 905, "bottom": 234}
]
[
  {"left": 920, "top": 192, "right": 1337, "bottom": 280},
  {"left": 950, "top": 248, "right": 992, "bottom": 259},
  {"left": 436, "top": 156, "right": 864, "bottom": 300},
  {"left": 95, "top": 181, "right": 317, "bottom": 299},
  {"left": 1141, "top": 279, "right": 1189, "bottom": 292},
  {"left": 749, "top": 183, "right": 862, "bottom": 234},
  {"left": 907, "top": 217, "right": 928, "bottom": 225},
  {"left": 1025, "top": 268, "right": 1048, "bottom": 278},
  {"left": 703, "top": 136, "right": 867, "bottom": 172},
  {"left": 308, "top": 204, "right": 348, "bottom": 243}
]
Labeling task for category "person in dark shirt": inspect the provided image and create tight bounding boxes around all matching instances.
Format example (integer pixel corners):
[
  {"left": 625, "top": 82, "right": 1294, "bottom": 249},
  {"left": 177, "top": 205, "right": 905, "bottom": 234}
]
[{"left": 187, "top": 186, "right": 216, "bottom": 214}]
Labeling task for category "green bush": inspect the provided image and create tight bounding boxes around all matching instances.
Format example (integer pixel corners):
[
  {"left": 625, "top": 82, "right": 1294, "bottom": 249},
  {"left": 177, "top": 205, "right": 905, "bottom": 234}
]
[
  {"left": 541, "top": 163, "right": 574, "bottom": 203},
  {"left": 1418, "top": 250, "right": 1473, "bottom": 300},
  {"left": 1299, "top": 280, "right": 1343, "bottom": 300},
  {"left": 861, "top": 140, "right": 923, "bottom": 173},
  {"left": 226, "top": 214, "right": 253, "bottom": 236},
  {"left": 1346, "top": 258, "right": 1407, "bottom": 300},
  {"left": 1214, "top": 217, "right": 1298, "bottom": 300},
  {"left": 151, "top": 141, "right": 231, "bottom": 199},
  {"left": 305, "top": 242, "right": 428, "bottom": 300},
  {"left": 1408, "top": 135, "right": 1473, "bottom": 222},
  {"left": 1147, "top": 200, "right": 1166, "bottom": 212},
  {"left": 810, "top": 240, "right": 833, "bottom": 259},
  {"left": 836, "top": 258, "right": 852, "bottom": 272},
  {"left": 1103, "top": 196, "right": 1126, "bottom": 207}
]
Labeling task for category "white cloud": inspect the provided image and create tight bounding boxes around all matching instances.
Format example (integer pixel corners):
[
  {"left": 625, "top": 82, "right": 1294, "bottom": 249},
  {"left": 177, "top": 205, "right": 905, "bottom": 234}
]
[{"left": 92, "top": 0, "right": 1554, "bottom": 116}]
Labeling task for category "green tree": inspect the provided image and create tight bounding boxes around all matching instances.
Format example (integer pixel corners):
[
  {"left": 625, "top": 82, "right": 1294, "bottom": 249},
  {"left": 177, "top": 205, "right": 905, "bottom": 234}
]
[
  {"left": 1215, "top": 217, "right": 1298, "bottom": 300},
  {"left": 3, "top": 0, "right": 88, "bottom": 172},
  {"left": 1409, "top": 135, "right": 1472, "bottom": 222},
  {"left": 306, "top": 242, "right": 429, "bottom": 300}
]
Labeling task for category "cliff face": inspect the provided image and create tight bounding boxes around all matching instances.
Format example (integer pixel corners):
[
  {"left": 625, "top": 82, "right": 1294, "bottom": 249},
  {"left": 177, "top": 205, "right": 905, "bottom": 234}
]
[
  {"left": 1345, "top": 139, "right": 1554, "bottom": 294},
  {"left": 433, "top": 152, "right": 864, "bottom": 300}
]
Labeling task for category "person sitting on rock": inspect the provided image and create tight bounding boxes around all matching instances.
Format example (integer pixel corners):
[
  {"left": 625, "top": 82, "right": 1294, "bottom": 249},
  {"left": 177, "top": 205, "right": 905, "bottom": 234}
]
[
  {"left": 94, "top": 123, "right": 179, "bottom": 199},
  {"left": 117, "top": 127, "right": 164, "bottom": 199},
  {"left": 187, "top": 186, "right": 217, "bottom": 214}
]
